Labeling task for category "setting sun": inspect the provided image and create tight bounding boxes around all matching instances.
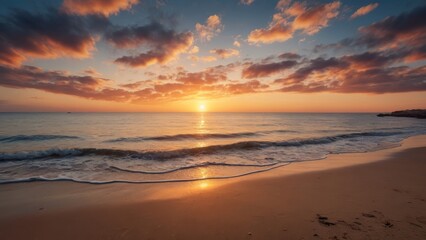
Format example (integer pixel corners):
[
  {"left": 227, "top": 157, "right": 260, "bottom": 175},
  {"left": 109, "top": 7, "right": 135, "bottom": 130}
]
[{"left": 198, "top": 104, "right": 206, "bottom": 112}]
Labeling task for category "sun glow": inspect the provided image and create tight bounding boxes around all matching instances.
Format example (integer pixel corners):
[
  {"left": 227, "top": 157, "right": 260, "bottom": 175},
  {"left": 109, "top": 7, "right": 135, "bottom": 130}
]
[{"left": 198, "top": 103, "right": 206, "bottom": 112}]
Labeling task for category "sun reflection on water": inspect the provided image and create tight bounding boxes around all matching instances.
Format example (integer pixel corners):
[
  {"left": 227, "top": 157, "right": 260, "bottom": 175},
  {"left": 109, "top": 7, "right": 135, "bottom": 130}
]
[{"left": 198, "top": 114, "right": 205, "bottom": 130}]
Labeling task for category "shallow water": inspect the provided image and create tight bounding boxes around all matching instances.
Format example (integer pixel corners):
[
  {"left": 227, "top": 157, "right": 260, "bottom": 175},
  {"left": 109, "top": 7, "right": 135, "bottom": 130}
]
[{"left": 0, "top": 113, "right": 425, "bottom": 183}]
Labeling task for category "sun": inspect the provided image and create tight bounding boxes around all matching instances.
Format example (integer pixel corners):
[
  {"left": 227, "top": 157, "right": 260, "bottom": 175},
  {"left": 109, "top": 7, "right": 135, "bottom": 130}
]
[{"left": 198, "top": 104, "right": 206, "bottom": 112}]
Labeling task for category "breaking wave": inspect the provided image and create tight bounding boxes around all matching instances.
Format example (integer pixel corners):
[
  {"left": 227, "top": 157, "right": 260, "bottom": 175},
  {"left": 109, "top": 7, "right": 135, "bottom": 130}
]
[
  {"left": 106, "top": 130, "right": 295, "bottom": 142},
  {"left": 0, "top": 135, "right": 80, "bottom": 143},
  {"left": 0, "top": 131, "right": 404, "bottom": 162}
]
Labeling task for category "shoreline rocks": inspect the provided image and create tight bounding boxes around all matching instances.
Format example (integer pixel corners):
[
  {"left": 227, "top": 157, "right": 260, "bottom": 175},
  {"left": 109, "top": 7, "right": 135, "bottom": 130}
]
[{"left": 377, "top": 109, "right": 426, "bottom": 119}]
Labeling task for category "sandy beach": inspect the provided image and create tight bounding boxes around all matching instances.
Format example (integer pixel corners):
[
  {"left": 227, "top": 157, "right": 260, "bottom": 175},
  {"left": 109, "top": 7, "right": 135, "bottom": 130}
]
[{"left": 0, "top": 135, "right": 425, "bottom": 240}]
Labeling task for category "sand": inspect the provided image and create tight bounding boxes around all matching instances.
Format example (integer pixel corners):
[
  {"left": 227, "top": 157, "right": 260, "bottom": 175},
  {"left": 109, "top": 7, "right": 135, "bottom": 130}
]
[{"left": 0, "top": 135, "right": 425, "bottom": 239}]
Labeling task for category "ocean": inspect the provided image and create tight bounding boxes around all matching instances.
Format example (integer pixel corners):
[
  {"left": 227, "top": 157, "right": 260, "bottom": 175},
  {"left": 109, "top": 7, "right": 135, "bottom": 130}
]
[{"left": 0, "top": 113, "right": 425, "bottom": 184}]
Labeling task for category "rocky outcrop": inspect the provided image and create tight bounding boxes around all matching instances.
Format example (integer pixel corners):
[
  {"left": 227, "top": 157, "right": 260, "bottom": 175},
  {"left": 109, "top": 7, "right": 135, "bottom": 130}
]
[{"left": 377, "top": 109, "right": 426, "bottom": 119}]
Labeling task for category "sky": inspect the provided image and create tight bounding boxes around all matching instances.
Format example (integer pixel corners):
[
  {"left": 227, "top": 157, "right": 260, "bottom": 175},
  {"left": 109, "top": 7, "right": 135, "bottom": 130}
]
[{"left": 0, "top": 0, "right": 425, "bottom": 112}]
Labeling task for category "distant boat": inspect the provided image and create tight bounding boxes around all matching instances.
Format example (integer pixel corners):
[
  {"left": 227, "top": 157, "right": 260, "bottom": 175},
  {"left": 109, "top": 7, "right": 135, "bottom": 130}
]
[{"left": 67, "top": 112, "right": 71, "bottom": 114}]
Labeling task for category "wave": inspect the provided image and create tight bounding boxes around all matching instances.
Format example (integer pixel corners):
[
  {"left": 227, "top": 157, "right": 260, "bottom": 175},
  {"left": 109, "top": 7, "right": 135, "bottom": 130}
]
[
  {"left": 106, "top": 129, "right": 296, "bottom": 142},
  {"left": 107, "top": 132, "right": 258, "bottom": 142},
  {"left": 0, "top": 162, "right": 292, "bottom": 185},
  {"left": 0, "top": 135, "right": 80, "bottom": 143},
  {"left": 0, "top": 131, "right": 405, "bottom": 162},
  {"left": 109, "top": 161, "right": 279, "bottom": 174}
]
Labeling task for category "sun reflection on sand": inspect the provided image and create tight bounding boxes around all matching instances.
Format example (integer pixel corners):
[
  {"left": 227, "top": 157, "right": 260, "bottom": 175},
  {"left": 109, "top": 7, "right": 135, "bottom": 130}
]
[
  {"left": 197, "top": 167, "right": 211, "bottom": 189},
  {"left": 199, "top": 181, "right": 209, "bottom": 189}
]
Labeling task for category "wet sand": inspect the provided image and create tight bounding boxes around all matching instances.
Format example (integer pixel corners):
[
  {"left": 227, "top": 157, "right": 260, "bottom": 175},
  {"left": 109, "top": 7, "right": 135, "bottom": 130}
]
[{"left": 0, "top": 135, "right": 425, "bottom": 239}]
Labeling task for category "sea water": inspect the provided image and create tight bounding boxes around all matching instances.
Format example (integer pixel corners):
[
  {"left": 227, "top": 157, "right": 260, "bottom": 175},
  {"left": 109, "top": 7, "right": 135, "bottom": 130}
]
[{"left": 0, "top": 113, "right": 425, "bottom": 183}]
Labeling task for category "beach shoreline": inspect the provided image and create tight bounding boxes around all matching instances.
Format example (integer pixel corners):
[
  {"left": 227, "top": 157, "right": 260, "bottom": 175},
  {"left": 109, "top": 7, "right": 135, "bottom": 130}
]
[{"left": 0, "top": 135, "right": 425, "bottom": 239}]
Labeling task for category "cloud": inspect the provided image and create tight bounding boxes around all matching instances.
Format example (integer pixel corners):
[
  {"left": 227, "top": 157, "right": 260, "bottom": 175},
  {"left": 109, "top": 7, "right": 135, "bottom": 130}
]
[
  {"left": 62, "top": 0, "right": 138, "bottom": 16},
  {"left": 188, "top": 55, "right": 217, "bottom": 62},
  {"left": 120, "top": 81, "right": 145, "bottom": 89},
  {"left": 356, "top": 6, "right": 426, "bottom": 50},
  {"left": 0, "top": 65, "right": 120, "bottom": 100},
  {"left": 314, "top": 5, "right": 426, "bottom": 62},
  {"left": 240, "top": 0, "right": 254, "bottom": 6},
  {"left": 220, "top": 80, "right": 268, "bottom": 94},
  {"left": 276, "top": 57, "right": 348, "bottom": 84},
  {"left": 209, "top": 48, "right": 239, "bottom": 58},
  {"left": 188, "top": 46, "right": 199, "bottom": 54},
  {"left": 248, "top": 1, "right": 341, "bottom": 44},
  {"left": 285, "top": 7, "right": 426, "bottom": 94},
  {"left": 278, "top": 52, "right": 301, "bottom": 60},
  {"left": 84, "top": 67, "right": 102, "bottom": 76},
  {"left": 175, "top": 68, "right": 227, "bottom": 85},
  {"left": 0, "top": 9, "right": 107, "bottom": 67},
  {"left": 275, "top": 49, "right": 426, "bottom": 93},
  {"left": 243, "top": 60, "right": 299, "bottom": 79},
  {"left": 276, "top": 0, "right": 291, "bottom": 10},
  {"left": 195, "top": 15, "right": 223, "bottom": 41},
  {"left": 233, "top": 40, "right": 241, "bottom": 47},
  {"left": 247, "top": 16, "right": 293, "bottom": 44},
  {"left": 278, "top": 65, "right": 426, "bottom": 94},
  {"left": 289, "top": 1, "right": 341, "bottom": 35},
  {"left": 351, "top": 3, "right": 379, "bottom": 19},
  {"left": 241, "top": 52, "right": 301, "bottom": 78},
  {"left": 0, "top": 63, "right": 267, "bottom": 103},
  {"left": 106, "top": 22, "right": 194, "bottom": 67}
]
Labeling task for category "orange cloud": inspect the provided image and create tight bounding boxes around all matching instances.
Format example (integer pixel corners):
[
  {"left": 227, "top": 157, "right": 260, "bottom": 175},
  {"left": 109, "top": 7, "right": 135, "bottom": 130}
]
[
  {"left": 0, "top": 62, "right": 267, "bottom": 103},
  {"left": 187, "top": 55, "right": 217, "bottom": 62},
  {"left": 248, "top": 1, "right": 341, "bottom": 44},
  {"left": 195, "top": 15, "right": 223, "bottom": 41},
  {"left": 351, "top": 3, "right": 379, "bottom": 19},
  {"left": 209, "top": 48, "right": 239, "bottom": 58},
  {"left": 240, "top": 0, "right": 254, "bottom": 5},
  {"left": 62, "top": 0, "right": 138, "bottom": 16},
  {"left": 187, "top": 46, "right": 199, "bottom": 54},
  {"left": 248, "top": 23, "right": 293, "bottom": 44},
  {"left": 290, "top": 1, "right": 341, "bottom": 35}
]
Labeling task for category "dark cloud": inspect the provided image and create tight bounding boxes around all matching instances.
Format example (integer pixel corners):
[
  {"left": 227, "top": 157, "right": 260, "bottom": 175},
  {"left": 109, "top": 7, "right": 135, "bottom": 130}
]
[
  {"left": 314, "top": 5, "right": 426, "bottom": 55},
  {"left": 356, "top": 5, "right": 426, "bottom": 49},
  {"left": 209, "top": 48, "right": 239, "bottom": 59},
  {"left": 275, "top": 51, "right": 426, "bottom": 94},
  {"left": 279, "top": 65, "right": 426, "bottom": 94},
  {"left": 106, "top": 22, "right": 193, "bottom": 67},
  {"left": 0, "top": 9, "right": 108, "bottom": 66},
  {"left": 278, "top": 52, "right": 302, "bottom": 60},
  {"left": 291, "top": 6, "right": 426, "bottom": 94},
  {"left": 175, "top": 69, "right": 227, "bottom": 85},
  {"left": 243, "top": 60, "right": 299, "bottom": 78},
  {"left": 0, "top": 65, "right": 118, "bottom": 100},
  {"left": 275, "top": 57, "right": 347, "bottom": 84}
]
